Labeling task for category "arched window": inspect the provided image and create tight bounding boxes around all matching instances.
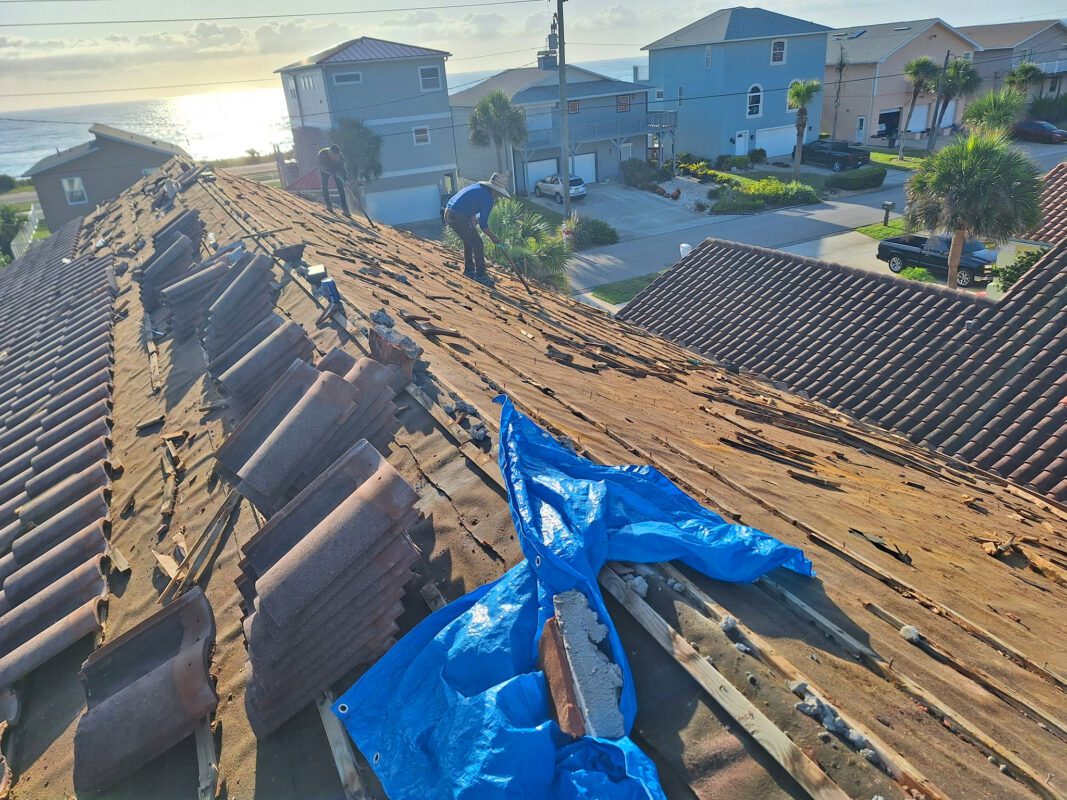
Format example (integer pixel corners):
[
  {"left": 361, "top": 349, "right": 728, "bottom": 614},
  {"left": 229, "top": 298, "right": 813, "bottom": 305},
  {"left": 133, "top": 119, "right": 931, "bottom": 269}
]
[
  {"left": 747, "top": 84, "right": 762, "bottom": 118},
  {"left": 787, "top": 80, "right": 800, "bottom": 112}
]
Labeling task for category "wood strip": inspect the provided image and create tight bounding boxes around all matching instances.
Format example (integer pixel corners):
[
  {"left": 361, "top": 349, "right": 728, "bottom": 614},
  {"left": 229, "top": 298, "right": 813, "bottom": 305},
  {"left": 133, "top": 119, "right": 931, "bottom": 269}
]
[
  {"left": 157, "top": 490, "right": 239, "bottom": 604},
  {"left": 317, "top": 691, "right": 370, "bottom": 800},
  {"left": 599, "top": 566, "right": 850, "bottom": 800}
]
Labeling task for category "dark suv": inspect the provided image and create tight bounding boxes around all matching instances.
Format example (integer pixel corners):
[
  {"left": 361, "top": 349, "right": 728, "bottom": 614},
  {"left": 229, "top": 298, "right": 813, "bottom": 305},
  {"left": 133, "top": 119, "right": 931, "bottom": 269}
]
[{"left": 793, "top": 140, "right": 871, "bottom": 172}]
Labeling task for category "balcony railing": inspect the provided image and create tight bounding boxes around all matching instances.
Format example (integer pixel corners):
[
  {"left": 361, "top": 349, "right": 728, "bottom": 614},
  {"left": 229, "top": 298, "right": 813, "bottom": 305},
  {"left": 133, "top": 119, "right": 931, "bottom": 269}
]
[
  {"left": 524, "top": 110, "right": 677, "bottom": 147},
  {"left": 10, "top": 204, "right": 42, "bottom": 261},
  {"left": 1036, "top": 59, "right": 1067, "bottom": 75}
]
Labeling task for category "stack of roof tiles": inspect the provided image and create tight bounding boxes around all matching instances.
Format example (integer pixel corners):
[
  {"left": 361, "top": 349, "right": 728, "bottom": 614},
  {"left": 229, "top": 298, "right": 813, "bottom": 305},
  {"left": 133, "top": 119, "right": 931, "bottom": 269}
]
[
  {"left": 236, "top": 439, "right": 419, "bottom": 736},
  {"left": 139, "top": 209, "right": 203, "bottom": 311},
  {"left": 0, "top": 219, "right": 118, "bottom": 690},
  {"left": 158, "top": 245, "right": 253, "bottom": 340},
  {"left": 619, "top": 237, "right": 1067, "bottom": 501},
  {"left": 202, "top": 252, "right": 277, "bottom": 359},
  {"left": 73, "top": 587, "right": 217, "bottom": 793},
  {"left": 215, "top": 348, "right": 401, "bottom": 514}
]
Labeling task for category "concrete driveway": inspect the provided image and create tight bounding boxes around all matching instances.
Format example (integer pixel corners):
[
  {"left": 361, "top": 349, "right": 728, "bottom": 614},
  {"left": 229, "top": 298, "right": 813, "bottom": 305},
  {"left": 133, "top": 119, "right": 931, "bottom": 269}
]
[{"left": 526, "top": 182, "right": 705, "bottom": 240}]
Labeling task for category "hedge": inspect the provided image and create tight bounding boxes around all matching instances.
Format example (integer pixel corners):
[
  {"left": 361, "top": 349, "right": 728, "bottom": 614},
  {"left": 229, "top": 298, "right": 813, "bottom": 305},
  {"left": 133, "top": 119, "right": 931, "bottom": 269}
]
[
  {"left": 621, "top": 158, "right": 670, "bottom": 188},
  {"left": 571, "top": 216, "right": 620, "bottom": 249},
  {"left": 711, "top": 178, "right": 820, "bottom": 214},
  {"left": 825, "top": 165, "right": 887, "bottom": 190}
]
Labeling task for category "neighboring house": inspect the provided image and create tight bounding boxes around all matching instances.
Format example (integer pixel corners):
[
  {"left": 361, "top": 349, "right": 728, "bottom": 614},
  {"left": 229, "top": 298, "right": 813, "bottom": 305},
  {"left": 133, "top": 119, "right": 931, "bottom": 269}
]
[
  {"left": 960, "top": 20, "right": 1067, "bottom": 97},
  {"left": 823, "top": 19, "right": 982, "bottom": 145},
  {"left": 277, "top": 37, "right": 459, "bottom": 225},
  {"left": 645, "top": 7, "right": 830, "bottom": 161},
  {"left": 450, "top": 54, "right": 675, "bottom": 195},
  {"left": 22, "top": 124, "right": 189, "bottom": 228}
]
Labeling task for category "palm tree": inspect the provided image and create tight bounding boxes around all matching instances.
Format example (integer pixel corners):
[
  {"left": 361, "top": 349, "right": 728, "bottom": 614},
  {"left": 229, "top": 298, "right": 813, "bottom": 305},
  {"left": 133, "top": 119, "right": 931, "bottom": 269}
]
[
  {"left": 928, "top": 60, "right": 982, "bottom": 151},
  {"left": 899, "top": 56, "right": 940, "bottom": 160},
  {"left": 468, "top": 90, "right": 527, "bottom": 190},
  {"left": 1005, "top": 62, "right": 1044, "bottom": 96},
  {"left": 788, "top": 79, "right": 822, "bottom": 178},
  {"left": 905, "top": 132, "right": 1041, "bottom": 289},
  {"left": 962, "top": 88, "right": 1026, "bottom": 132}
]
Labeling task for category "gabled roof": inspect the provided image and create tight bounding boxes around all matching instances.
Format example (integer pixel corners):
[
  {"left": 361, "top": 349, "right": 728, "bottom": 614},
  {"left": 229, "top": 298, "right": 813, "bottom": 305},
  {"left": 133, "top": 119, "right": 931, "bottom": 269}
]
[
  {"left": 826, "top": 18, "right": 982, "bottom": 65},
  {"left": 960, "top": 19, "right": 1066, "bottom": 50},
  {"left": 277, "top": 36, "right": 450, "bottom": 72},
  {"left": 448, "top": 64, "right": 631, "bottom": 107},
  {"left": 644, "top": 6, "right": 830, "bottom": 51},
  {"left": 23, "top": 124, "right": 188, "bottom": 177},
  {"left": 513, "top": 77, "right": 655, "bottom": 105}
]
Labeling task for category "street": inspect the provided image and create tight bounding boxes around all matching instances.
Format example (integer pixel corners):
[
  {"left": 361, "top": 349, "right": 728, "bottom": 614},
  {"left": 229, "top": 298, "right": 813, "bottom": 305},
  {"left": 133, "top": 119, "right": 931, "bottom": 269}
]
[{"left": 568, "top": 141, "right": 1067, "bottom": 297}]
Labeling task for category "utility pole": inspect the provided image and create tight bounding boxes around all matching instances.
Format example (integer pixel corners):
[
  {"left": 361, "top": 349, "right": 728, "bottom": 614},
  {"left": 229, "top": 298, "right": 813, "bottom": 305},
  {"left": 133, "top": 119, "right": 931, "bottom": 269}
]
[
  {"left": 926, "top": 49, "right": 951, "bottom": 153},
  {"left": 831, "top": 45, "right": 846, "bottom": 140},
  {"left": 556, "top": 0, "right": 571, "bottom": 222}
]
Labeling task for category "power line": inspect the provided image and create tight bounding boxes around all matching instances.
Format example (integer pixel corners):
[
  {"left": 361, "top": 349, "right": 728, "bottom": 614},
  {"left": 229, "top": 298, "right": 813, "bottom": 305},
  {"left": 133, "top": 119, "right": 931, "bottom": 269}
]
[{"left": 0, "top": 0, "right": 541, "bottom": 27}]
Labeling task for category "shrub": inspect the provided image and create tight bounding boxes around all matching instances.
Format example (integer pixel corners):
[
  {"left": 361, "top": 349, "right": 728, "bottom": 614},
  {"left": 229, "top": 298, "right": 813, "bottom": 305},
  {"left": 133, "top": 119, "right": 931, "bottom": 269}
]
[
  {"left": 621, "top": 158, "right": 658, "bottom": 188},
  {"left": 712, "top": 189, "right": 765, "bottom": 214},
  {"left": 570, "top": 216, "right": 620, "bottom": 250},
  {"left": 900, "top": 266, "right": 937, "bottom": 283},
  {"left": 670, "top": 188, "right": 681, "bottom": 201},
  {"left": 749, "top": 148, "right": 767, "bottom": 165},
  {"left": 993, "top": 247, "right": 1043, "bottom": 291},
  {"left": 825, "top": 165, "right": 888, "bottom": 191},
  {"left": 706, "top": 187, "right": 720, "bottom": 200},
  {"left": 694, "top": 200, "right": 708, "bottom": 212},
  {"left": 741, "top": 178, "right": 819, "bottom": 206},
  {"left": 1029, "top": 95, "right": 1067, "bottom": 124},
  {"left": 716, "top": 154, "right": 751, "bottom": 171},
  {"left": 0, "top": 175, "right": 15, "bottom": 194}
]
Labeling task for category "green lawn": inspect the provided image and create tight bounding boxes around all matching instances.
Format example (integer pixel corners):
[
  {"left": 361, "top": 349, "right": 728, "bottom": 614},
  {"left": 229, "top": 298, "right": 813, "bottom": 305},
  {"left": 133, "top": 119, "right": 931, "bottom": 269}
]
[
  {"left": 855, "top": 218, "right": 907, "bottom": 240},
  {"left": 867, "top": 148, "right": 928, "bottom": 171},
  {"left": 746, "top": 169, "right": 828, "bottom": 191},
  {"left": 2, "top": 201, "right": 32, "bottom": 215},
  {"left": 32, "top": 219, "right": 51, "bottom": 240},
  {"left": 590, "top": 271, "right": 663, "bottom": 305}
]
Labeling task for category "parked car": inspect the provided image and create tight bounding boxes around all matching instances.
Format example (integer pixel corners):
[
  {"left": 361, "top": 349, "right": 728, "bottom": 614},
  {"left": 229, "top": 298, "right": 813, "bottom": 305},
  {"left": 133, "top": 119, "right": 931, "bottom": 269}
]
[
  {"left": 1011, "top": 120, "right": 1067, "bottom": 143},
  {"left": 792, "top": 139, "right": 871, "bottom": 172},
  {"left": 876, "top": 234, "right": 997, "bottom": 287},
  {"left": 534, "top": 174, "right": 587, "bottom": 203}
]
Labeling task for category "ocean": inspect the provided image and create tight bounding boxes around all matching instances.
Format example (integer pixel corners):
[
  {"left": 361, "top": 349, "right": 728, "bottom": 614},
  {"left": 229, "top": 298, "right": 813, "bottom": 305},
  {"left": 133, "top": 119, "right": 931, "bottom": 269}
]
[{"left": 0, "top": 57, "right": 645, "bottom": 177}]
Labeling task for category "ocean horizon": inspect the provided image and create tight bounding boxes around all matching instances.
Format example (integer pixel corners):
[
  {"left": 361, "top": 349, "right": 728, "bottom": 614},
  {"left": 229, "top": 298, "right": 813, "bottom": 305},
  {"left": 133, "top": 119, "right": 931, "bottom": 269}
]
[{"left": 0, "top": 57, "right": 646, "bottom": 177}]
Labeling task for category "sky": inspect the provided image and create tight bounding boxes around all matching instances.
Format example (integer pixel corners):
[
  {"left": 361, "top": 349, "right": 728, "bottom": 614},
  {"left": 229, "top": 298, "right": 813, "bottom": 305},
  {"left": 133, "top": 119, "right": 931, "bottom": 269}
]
[{"left": 1, "top": 0, "right": 1065, "bottom": 112}]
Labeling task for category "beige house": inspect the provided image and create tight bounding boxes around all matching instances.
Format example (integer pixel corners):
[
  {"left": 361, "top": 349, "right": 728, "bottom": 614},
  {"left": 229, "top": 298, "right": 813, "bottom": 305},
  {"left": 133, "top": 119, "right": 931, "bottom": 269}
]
[
  {"left": 960, "top": 20, "right": 1067, "bottom": 97},
  {"left": 24, "top": 124, "right": 189, "bottom": 228},
  {"left": 822, "top": 19, "right": 982, "bottom": 146}
]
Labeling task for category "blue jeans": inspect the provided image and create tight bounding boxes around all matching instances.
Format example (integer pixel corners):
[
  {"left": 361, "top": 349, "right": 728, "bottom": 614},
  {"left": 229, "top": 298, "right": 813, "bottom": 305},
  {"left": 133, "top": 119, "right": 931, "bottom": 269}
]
[{"left": 321, "top": 171, "right": 349, "bottom": 213}]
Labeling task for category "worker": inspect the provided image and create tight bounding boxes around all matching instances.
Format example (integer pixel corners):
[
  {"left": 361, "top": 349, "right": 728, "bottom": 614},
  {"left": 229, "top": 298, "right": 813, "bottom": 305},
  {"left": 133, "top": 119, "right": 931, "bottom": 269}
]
[
  {"left": 443, "top": 172, "right": 510, "bottom": 285},
  {"left": 317, "top": 144, "right": 350, "bottom": 216}
]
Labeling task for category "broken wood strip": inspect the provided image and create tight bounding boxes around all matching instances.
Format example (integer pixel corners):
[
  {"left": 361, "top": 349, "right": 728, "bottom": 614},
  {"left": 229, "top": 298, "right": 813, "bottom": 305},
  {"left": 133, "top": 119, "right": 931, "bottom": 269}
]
[
  {"left": 787, "top": 469, "right": 842, "bottom": 490},
  {"left": 160, "top": 472, "right": 177, "bottom": 517},
  {"left": 157, "top": 490, "right": 240, "bottom": 604},
  {"left": 136, "top": 413, "right": 165, "bottom": 431},
  {"left": 655, "top": 563, "right": 951, "bottom": 800},
  {"left": 152, "top": 550, "right": 180, "bottom": 580},
  {"left": 599, "top": 567, "right": 850, "bottom": 800},
  {"left": 420, "top": 582, "right": 447, "bottom": 612},
  {"left": 863, "top": 601, "right": 1067, "bottom": 744},
  {"left": 719, "top": 437, "right": 814, "bottom": 471},
  {"left": 317, "top": 691, "right": 370, "bottom": 800},
  {"left": 194, "top": 717, "right": 218, "bottom": 800}
]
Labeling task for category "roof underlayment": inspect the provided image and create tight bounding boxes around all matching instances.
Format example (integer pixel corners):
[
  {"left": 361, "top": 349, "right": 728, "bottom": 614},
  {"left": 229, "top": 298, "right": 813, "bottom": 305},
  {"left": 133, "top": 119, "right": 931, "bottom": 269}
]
[{"left": 0, "top": 159, "right": 1063, "bottom": 800}]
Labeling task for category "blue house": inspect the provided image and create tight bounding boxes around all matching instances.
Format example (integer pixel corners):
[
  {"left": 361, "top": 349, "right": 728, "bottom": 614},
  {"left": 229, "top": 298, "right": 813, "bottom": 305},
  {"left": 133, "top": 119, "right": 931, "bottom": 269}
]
[
  {"left": 277, "top": 37, "right": 459, "bottom": 225},
  {"left": 645, "top": 7, "right": 830, "bottom": 161}
]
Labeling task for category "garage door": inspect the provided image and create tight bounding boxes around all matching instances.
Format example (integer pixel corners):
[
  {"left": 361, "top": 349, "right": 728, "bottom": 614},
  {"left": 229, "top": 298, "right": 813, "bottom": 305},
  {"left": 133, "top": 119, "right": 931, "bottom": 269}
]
[
  {"left": 526, "top": 158, "right": 558, "bottom": 189},
  {"left": 939, "top": 100, "right": 957, "bottom": 128},
  {"left": 907, "top": 103, "right": 929, "bottom": 132},
  {"left": 754, "top": 125, "right": 795, "bottom": 158},
  {"left": 570, "top": 152, "right": 597, "bottom": 184},
  {"left": 365, "top": 184, "right": 441, "bottom": 224}
]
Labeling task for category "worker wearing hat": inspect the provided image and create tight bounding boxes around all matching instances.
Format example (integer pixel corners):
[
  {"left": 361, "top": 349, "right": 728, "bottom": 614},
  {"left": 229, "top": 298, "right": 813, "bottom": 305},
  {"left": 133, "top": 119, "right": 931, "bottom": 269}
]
[{"left": 443, "top": 172, "right": 510, "bottom": 285}]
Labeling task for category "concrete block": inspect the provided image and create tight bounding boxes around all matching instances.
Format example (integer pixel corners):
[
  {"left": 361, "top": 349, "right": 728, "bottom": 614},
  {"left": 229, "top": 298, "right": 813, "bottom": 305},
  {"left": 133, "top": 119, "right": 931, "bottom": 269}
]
[{"left": 537, "top": 617, "right": 585, "bottom": 738}]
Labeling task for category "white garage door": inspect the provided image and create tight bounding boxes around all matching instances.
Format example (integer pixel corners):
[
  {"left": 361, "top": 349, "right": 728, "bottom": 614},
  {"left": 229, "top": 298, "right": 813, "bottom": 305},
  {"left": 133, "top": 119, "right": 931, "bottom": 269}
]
[
  {"left": 939, "top": 100, "right": 957, "bottom": 128},
  {"left": 907, "top": 103, "right": 929, "bottom": 132},
  {"left": 365, "top": 184, "right": 441, "bottom": 224},
  {"left": 570, "top": 152, "right": 597, "bottom": 184},
  {"left": 754, "top": 125, "right": 796, "bottom": 157},
  {"left": 526, "top": 158, "right": 558, "bottom": 188}
]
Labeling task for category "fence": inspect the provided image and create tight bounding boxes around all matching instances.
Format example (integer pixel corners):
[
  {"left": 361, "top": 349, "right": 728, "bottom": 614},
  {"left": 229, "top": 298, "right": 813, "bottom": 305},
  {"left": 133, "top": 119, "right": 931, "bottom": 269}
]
[{"left": 10, "top": 204, "right": 43, "bottom": 261}]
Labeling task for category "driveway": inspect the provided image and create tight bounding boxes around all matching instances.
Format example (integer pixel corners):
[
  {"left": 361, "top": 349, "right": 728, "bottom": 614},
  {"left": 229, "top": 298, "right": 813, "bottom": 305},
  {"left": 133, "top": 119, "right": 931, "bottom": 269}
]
[{"left": 526, "top": 182, "right": 705, "bottom": 241}]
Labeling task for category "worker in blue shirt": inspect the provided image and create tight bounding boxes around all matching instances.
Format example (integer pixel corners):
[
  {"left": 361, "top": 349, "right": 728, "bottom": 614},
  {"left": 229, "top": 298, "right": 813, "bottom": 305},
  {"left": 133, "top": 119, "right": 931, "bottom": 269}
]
[{"left": 444, "top": 172, "right": 510, "bottom": 285}]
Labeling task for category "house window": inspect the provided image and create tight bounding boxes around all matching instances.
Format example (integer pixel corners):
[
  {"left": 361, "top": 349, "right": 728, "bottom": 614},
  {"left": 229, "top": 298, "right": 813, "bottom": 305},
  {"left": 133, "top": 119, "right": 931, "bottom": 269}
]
[
  {"left": 616, "top": 94, "right": 631, "bottom": 113},
  {"left": 677, "top": 86, "right": 684, "bottom": 107},
  {"left": 333, "top": 72, "right": 363, "bottom": 85},
  {"left": 705, "top": 45, "right": 713, "bottom": 68},
  {"left": 299, "top": 74, "right": 315, "bottom": 91},
  {"left": 413, "top": 126, "right": 431, "bottom": 145},
  {"left": 655, "top": 88, "right": 664, "bottom": 100},
  {"left": 961, "top": 51, "right": 973, "bottom": 61},
  {"left": 1050, "top": 76, "right": 1061, "bottom": 95},
  {"left": 419, "top": 65, "right": 442, "bottom": 91},
  {"left": 62, "top": 176, "right": 87, "bottom": 205},
  {"left": 771, "top": 39, "right": 786, "bottom": 65},
  {"left": 568, "top": 100, "right": 580, "bottom": 113},
  {"left": 747, "top": 84, "right": 762, "bottom": 118},
  {"left": 787, "top": 79, "right": 800, "bottom": 112}
]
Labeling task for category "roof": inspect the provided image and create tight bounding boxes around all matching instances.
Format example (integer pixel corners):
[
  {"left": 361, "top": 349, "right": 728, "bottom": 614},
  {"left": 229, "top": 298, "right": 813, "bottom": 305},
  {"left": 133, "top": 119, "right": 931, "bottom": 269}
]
[
  {"left": 277, "top": 36, "right": 450, "bottom": 71},
  {"left": 1026, "top": 160, "right": 1067, "bottom": 244},
  {"left": 960, "top": 19, "right": 1066, "bottom": 50},
  {"left": 22, "top": 124, "right": 189, "bottom": 177},
  {"left": 2, "top": 158, "right": 1065, "bottom": 800},
  {"left": 826, "top": 18, "right": 982, "bottom": 65},
  {"left": 514, "top": 77, "right": 656, "bottom": 104},
  {"left": 448, "top": 64, "right": 612, "bottom": 107},
  {"left": 619, "top": 236, "right": 1067, "bottom": 501},
  {"left": 644, "top": 6, "right": 830, "bottom": 51}
]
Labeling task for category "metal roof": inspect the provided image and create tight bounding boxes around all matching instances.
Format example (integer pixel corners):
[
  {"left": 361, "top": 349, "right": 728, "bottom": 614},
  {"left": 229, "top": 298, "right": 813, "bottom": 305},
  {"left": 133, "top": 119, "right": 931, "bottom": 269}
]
[
  {"left": 277, "top": 36, "right": 450, "bottom": 71},
  {"left": 644, "top": 6, "right": 830, "bottom": 51}
]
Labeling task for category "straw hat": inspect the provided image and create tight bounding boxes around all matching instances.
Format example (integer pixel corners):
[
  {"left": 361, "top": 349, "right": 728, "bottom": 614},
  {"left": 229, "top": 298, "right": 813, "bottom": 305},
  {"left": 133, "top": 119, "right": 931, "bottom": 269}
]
[{"left": 479, "top": 172, "right": 511, "bottom": 198}]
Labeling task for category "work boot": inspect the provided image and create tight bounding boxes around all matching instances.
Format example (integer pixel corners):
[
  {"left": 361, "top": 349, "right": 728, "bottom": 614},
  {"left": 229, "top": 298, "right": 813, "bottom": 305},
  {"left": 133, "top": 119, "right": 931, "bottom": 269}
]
[
  {"left": 463, "top": 268, "right": 477, "bottom": 279},
  {"left": 474, "top": 272, "right": 495, "bottom": 287},
  {"left": 325, "top": 203, "right": 334, "bottom": 213}
]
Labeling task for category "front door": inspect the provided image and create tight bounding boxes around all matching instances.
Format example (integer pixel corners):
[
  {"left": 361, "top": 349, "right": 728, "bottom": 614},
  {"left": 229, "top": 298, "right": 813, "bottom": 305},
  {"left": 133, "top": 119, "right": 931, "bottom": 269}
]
[
  {"left": 854, "top": 116, "right": 866, "bottom": 144},
  {"left": 734, "top": 131, "right": 748, "bottom": 156}
]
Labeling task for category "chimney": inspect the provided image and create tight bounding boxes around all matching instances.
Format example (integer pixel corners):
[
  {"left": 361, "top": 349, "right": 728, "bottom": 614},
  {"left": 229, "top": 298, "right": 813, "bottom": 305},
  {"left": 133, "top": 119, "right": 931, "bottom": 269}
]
[{"left": 633, "top": 66, "right": 639, "bottom": 82}]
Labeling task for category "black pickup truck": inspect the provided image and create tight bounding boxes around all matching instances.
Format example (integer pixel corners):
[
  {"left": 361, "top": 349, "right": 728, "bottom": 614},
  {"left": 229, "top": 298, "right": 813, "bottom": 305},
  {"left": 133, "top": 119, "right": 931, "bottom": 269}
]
[
  {"left": 792, "top": 139, "right": 871, "bottom": 172},
  {"left": 876, "top": 234, "right": 998, "bottom": 287}
]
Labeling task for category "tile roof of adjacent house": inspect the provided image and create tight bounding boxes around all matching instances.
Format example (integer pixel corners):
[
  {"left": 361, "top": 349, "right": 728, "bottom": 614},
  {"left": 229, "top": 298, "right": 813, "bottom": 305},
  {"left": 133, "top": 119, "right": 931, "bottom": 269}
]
[
  {"left": 277, "top": 36, "right": 450, "bottom": 71},
  {"left": 644, "top": 6, "right": 830, "bottom": 50},
  {"left": 23, "top": 125, "right": 189, "bottom": 177},
  {"left": 825, "top": 18, "right": 982, "bottom": 65},
  {"left": 959, "top": 19, "right": 1066, "bottom": 49},
  {"left": 1024, "top": 160, "right": 1067, "bottom": 245},
  {"left": 448, "top": 64, "right": 610, "bottom": 107}
]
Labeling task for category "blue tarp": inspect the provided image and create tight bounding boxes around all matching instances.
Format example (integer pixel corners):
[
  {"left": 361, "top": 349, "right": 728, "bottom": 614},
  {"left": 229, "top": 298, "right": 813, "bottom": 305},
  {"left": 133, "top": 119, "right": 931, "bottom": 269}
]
[{"left": 334, "top": 396, "right": 813, "bottom": 798}]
